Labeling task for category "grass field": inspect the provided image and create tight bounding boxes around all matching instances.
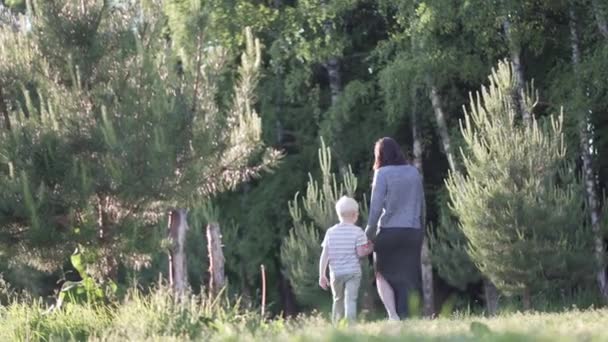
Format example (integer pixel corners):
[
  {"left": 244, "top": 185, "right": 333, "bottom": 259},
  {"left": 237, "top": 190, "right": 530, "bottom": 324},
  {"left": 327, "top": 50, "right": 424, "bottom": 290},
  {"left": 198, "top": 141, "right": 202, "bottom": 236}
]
[{"left": 2, "top": 288, "right": 608, "bottom": 341}]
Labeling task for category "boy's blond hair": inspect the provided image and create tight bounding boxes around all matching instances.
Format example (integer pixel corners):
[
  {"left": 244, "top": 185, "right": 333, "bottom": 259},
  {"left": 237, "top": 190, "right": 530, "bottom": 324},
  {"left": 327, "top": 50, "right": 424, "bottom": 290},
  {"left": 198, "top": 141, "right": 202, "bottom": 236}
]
[{"left": 335, "top": 196, "right": 359, "bottom": 221}]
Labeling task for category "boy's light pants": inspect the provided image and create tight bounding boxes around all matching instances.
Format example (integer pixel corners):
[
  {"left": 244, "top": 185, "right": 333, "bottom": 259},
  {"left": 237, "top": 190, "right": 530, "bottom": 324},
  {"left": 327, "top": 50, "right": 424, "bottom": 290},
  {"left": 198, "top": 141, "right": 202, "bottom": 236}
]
[{"left": 330, "top": 273, "right": 361, "bottom": 323}]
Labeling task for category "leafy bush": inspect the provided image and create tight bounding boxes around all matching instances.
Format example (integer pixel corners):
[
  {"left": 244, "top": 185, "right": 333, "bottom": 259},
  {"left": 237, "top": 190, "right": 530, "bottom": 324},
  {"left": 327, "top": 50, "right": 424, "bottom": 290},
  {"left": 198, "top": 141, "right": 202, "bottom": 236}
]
[{"left": 55, "top": 247, "right": 118, "bottom": 309}]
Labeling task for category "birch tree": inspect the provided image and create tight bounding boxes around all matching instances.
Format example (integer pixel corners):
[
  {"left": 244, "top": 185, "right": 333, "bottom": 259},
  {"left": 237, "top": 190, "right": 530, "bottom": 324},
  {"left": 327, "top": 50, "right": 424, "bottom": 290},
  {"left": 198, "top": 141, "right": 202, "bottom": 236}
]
[{"left": 568, "top": 2, "right": 608, "bottom": 298}]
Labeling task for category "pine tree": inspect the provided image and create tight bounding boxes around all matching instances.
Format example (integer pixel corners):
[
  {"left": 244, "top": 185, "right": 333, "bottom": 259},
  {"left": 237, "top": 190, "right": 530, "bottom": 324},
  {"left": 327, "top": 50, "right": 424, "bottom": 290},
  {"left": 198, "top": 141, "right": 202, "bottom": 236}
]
[
  {"left": 280, "top": 139, "right": 371, "bottom": 308},
  {"left": 429, "top": 192, "right": 482, "bottom": 291},
  {"left": 446, "top": 60, "right": 595, "bottom": 309},
  {"left": 0, "top": 0, "right": 279, "bottom": 284}
]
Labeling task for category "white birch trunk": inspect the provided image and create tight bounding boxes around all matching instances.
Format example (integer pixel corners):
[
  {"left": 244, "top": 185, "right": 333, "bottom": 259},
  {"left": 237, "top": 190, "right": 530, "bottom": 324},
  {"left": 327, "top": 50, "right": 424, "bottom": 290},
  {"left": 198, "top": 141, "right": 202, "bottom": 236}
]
[
  {"left": 411, "top": 89, "right": 434, "bottom": 317},
  {"left": 569, "top": 5, "right": 608, "bottom": 299},
  {"left": 321, "top": 0, "right": 342, "bottom": 107},
  {"left": 502, "top": 15, "right": 531, "bottom": 123},
  {"left": 321, "top": 2, "right": 345, "bottom": 173},
  {"left": 325, "top": 57, "right": 342, "bottom": 107},
  {"left": 428, "top": 83, "right": 457, "bottom": 172}
]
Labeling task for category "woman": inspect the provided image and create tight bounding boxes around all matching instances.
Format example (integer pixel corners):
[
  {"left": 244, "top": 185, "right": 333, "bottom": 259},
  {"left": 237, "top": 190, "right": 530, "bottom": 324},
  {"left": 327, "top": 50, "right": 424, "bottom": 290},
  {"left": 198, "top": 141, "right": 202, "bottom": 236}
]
[{"left": 365, "top": 137, "right": 424, "bottom": 320}]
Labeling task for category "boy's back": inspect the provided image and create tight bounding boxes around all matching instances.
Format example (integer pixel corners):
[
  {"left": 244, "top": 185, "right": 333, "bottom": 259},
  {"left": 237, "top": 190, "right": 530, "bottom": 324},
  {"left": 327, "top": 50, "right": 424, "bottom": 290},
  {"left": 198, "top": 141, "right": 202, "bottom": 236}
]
[{"left": 322, "top": 223, "right": 367, "bottom": 277}]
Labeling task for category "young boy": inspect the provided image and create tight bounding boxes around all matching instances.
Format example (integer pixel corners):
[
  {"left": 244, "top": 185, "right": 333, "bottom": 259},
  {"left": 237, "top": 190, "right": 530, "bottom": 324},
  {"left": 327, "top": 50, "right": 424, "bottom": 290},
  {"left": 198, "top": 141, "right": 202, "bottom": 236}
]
[{"left": 319, "top": 196, "right": 373, "bottom": 324}]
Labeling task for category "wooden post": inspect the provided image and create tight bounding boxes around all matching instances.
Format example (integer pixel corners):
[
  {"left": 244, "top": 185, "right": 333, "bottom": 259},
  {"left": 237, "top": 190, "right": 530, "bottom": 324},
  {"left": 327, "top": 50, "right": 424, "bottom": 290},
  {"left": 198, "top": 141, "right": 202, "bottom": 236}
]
[
  {"left": 261, "top": 264, "right": 266, "bottom": 319},
  {"left": 207, "top": 221, "right": 225, "bottom": 297},
  {"left": 168, "top": 209, "right": 188, "bottom": 296}
]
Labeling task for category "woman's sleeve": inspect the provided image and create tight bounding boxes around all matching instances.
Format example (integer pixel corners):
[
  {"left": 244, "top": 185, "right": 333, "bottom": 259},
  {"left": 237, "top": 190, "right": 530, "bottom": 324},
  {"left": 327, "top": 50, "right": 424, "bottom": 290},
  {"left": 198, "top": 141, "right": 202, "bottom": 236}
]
[
  {"left": 420, "top": 177, "right": 426, "bottom": 228},
  {"left": 365, "top": 169, "right": 386, "bottom": 240}
]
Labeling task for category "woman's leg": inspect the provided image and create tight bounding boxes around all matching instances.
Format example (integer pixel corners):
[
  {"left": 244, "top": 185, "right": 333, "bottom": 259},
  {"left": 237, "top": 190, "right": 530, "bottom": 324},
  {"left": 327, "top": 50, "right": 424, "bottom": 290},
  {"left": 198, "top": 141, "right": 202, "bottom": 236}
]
[
  {"left": 396, "top": 228, "right": 424, "bottom": 319},
  {"left": 376, "top": 273, "right": 399, "bottom": 320}
]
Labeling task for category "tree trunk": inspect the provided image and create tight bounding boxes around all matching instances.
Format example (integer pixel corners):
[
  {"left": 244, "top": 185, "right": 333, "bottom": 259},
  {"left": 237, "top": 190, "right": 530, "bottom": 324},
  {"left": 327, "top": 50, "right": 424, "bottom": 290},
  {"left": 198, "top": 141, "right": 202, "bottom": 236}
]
[
  {"left": 239, "top": 262, "right": 251, "bottom": 299},
  {"left": 570, "top": 7, "right": 582, "bottom": 68},
  {"left": 427, "top": 83, "right": 457, "bottom": 173},
  {"left": 324, "top": 57, "right": 342, "bottom": 106},
  {"left": 277, "top": 261, "right": 299, "bottom": 317},
  {"left": 411, "top": 89, "right": 434, "bottom": 317},
  {"left": 168, "top": 208, "right": 189, "bottom": 296},
  {"left": 207, "top": 221, "right": 225, "bottom": 297},
  {"left": 522, "top": 287, "right": 532, "bottom": 311},
  {"left": 592, "top": 0, "right": 608, "bottom": 41},
  {"left": 411, "top": 89, "right": 423, "bottom": 171},
  {"left": 483, "top": 279, "right": 499, "bottom": 316},
  {"left": 321, "top": 4, "right": 346, "bottom": 173},
  {"left": 0, "top": 83, "right": 10, "bottom": 131},
  {"left": 321, "top": 0, "right": 342, "bottom": 107},
  {"left": 569, "top": 5, "right": 608, "bottom": 299},
  {"left": 502, "top": 15, "right": 531, "bottom": 123},
  {"left": 97, "top": 195, "right": 118, "bottom": 279},
  {"left": 420, "top": 238, "right": 434, "bottom": 317}
]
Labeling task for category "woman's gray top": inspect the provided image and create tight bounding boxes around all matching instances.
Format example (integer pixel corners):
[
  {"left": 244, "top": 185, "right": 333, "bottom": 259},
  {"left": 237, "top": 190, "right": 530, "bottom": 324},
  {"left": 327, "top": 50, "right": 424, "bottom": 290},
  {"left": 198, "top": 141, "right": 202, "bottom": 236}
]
[{"left": 365, "top": 165, "right": 425, "bottom": 240}]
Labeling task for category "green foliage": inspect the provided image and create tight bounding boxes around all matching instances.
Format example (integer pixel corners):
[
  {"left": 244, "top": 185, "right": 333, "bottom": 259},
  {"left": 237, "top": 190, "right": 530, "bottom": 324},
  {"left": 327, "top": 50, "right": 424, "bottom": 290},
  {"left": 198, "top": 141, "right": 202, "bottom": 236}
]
[
  {"left": 56, "top": 247, "right": 118, "bottom": 309},
  {"left": 320, "top": 80, "right": 388, "bottom": 172},
  {"left": 280, "top": 218, "right": 322, "bottom": 308},
  {"left": 430, "top": 192, "right": 481, "bottom": 291},
  {"left": 109, "top": 286, "right": 255, "bottom": 339},
  {"left": 3, "top": 293, "right": 608, "bottom": 341},
  {"left": 446, "top": 60, "right": 595, "bottom": 298},
  {"left": 3, "top": 0, "right": 25, "bottom": 11},
  {"left": 0, "top": 273, "right": 15, "bottom": 305},
  {"left": 1, "top": 0, "right": 608, "bottom": 317},
  {"left": 0, "top": 285, "right": 254, "bottom": 341},
  {"left": 271, "top": 0, "right": 360, "bottom": 65},
  {"left": 164, "top": 0, "right": 278, "bottom": 61},
  {"left": 0, "top": 0, "right": 279, "bottom": 288},
  {"left": 1, "top": 299, "right": 112, "bottom": 341}
]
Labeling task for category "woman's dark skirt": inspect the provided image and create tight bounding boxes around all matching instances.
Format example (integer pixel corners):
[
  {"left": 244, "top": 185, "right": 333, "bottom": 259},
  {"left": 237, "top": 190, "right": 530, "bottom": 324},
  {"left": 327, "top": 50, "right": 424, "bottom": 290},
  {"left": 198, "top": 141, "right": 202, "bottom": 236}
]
[{"left": 374, "top": 227, "right": 423, "bottom": 319}]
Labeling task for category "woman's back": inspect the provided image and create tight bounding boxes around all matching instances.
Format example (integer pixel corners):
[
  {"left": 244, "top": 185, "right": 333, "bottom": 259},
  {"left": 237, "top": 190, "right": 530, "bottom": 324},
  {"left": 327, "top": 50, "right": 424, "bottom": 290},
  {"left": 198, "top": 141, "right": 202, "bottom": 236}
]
[
  {"left": 365, "top": 137, "right": 425, "bottom": 320},
  {"left": 367, "top": 164, "right": 424, "bottom": 230}
]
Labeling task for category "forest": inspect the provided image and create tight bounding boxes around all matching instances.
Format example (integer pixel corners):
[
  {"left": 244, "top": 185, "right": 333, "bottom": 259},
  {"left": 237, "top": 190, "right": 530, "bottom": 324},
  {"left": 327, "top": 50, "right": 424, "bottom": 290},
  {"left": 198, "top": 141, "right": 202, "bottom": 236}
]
[{"left": 1, "top": 0, "right": 608, "bottom": 340}]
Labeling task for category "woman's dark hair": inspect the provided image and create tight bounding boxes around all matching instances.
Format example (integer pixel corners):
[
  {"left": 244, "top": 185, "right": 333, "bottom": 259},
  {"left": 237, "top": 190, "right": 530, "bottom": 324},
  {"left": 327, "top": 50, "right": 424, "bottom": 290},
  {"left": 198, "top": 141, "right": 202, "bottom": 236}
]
[{"left": 373, "top": 137, "right": 407, "bottom": 171}]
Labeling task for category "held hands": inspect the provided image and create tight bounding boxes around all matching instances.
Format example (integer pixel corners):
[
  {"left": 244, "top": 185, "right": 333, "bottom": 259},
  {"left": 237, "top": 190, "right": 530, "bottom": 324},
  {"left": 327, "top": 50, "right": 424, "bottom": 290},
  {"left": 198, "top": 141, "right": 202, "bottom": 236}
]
[
  {"left": 319, "top": 275, "right": 329, "bottom": 290},
  {"left": 357, "top": 241, "right": 374, "bottom": 257},
  {"left": 363, "top": 241, "right": 374, "bottom": 255}
]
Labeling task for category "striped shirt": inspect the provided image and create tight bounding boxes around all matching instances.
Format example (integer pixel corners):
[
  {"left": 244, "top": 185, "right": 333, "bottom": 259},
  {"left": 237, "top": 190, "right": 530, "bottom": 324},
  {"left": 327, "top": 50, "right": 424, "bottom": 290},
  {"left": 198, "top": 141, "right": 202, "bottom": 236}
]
[{"left": 321, "top": 223, "right": 367, "bottom": 277}]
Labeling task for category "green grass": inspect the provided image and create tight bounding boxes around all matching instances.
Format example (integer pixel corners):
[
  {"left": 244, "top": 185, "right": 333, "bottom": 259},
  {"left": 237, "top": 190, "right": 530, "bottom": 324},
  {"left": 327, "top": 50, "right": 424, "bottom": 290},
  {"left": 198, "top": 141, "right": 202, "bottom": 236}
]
[
  {"left": 97, "top": 309, "right": 608, "bottom": 341},
  {"left": 2, "top": 288, "right": 608, "bottom": 341}
]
